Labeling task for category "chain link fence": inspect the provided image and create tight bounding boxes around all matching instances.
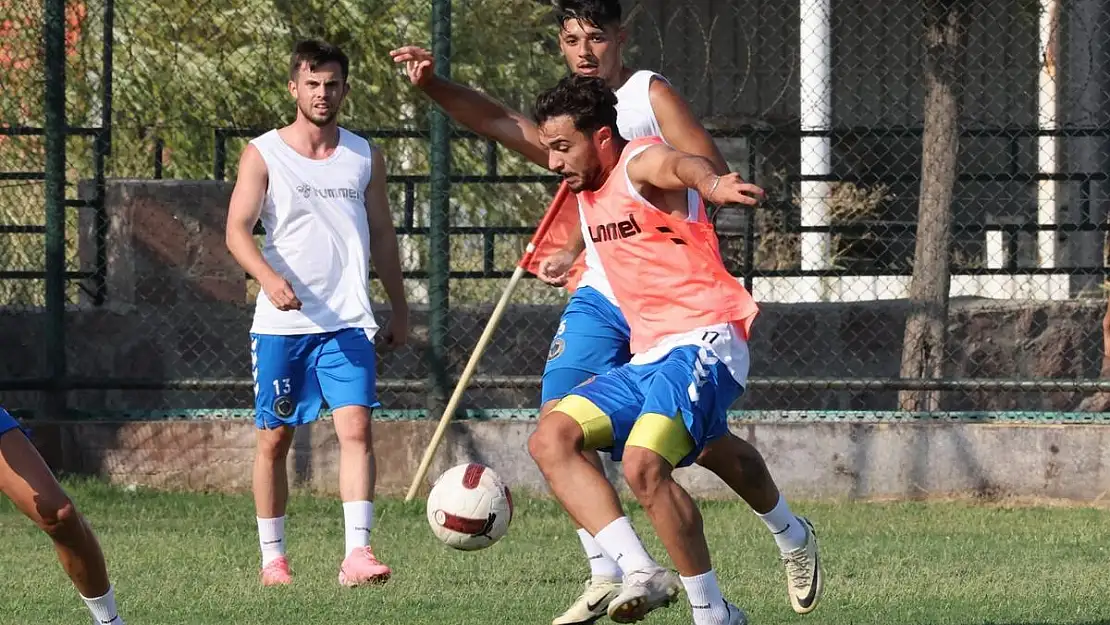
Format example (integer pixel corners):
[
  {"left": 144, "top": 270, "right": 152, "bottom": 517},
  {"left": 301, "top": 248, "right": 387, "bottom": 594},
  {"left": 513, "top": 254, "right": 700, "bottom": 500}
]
[{"left": 2, "top": 0, "right": 1110, "bottom": 418}]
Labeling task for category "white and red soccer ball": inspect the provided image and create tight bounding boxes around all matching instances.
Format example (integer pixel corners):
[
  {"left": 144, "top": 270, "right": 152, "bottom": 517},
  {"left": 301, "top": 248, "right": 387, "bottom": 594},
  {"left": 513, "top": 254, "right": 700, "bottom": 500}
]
[{"left": 426, "top": 463, "right": 514, "bottom": 551}]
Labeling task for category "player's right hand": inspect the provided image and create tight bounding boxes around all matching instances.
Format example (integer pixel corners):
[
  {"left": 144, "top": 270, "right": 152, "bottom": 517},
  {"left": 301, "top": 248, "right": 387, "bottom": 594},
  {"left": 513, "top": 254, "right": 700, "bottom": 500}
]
[
  {"left": 261, "top": 275, "right": 302, "bottom": 311},
  {"left": 538, "top": 249, "right": 577, "bottom": 287},
  {"left": 389, "top": 45, "right": 435, "bottom": 88},
  {"left": 701, "top": 173, "right": 765, "bottom": 207}
]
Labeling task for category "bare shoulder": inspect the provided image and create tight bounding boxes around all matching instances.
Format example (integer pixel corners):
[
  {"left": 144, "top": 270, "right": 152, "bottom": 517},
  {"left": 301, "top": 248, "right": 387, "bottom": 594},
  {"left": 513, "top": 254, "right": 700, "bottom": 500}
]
[
  {"left": 625, "top": 143, "right": 675, "bottom": 175},
  {"left": 647, "top": 75, "right": 692, "bottom": 109},
  {"left": 236, "top": 142, "right": 268, "bottom": 180}
]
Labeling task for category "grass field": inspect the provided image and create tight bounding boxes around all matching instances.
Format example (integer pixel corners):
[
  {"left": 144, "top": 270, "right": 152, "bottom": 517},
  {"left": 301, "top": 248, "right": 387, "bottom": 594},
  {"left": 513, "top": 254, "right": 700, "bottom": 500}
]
[{"left": 3, "top": 479, "right": 1110, "bottom": 625}]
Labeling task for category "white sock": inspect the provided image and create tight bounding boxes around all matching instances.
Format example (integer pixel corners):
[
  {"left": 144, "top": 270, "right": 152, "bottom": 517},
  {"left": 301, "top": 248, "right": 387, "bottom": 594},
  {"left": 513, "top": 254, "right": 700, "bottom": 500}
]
[
  {"left": 343, "top": 500, "right": 374, "bottom": 555},
  {"left": 577, "top": 528, "right": 622, "bottom": 578},
  {"left": 81, "top": 584, "right": 123, "bottom": 625},
  {"left": 681, "top": 570, "right": 731, "bottom": 625},
  {"left": 593, "top": 517, "right": 658, "bottom": 575},
  {"left": 756, "top": 494, "right": 807, "bottom": 552},
  {"left": 257, "top": 516, "right": 286, "bottom": 566}
]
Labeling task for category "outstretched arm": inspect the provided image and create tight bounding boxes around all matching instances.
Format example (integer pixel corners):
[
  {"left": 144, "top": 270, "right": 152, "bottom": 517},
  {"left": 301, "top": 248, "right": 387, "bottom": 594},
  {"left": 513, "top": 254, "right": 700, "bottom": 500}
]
[
  {"left": 391, "top": 45, "right": 549, "bottom": 168},
  {"left": 625, "top": 144, "right": 764, "bottom": 208},
  {"left": 649, "top": 77, "right": 730, "bottom": 176}
]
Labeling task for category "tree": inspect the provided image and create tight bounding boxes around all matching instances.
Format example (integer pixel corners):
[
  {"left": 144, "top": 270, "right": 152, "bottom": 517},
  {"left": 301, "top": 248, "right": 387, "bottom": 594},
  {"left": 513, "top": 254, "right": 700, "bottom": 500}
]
[{"left": 898, "top": 0, "right": 969, "bottom": 412}]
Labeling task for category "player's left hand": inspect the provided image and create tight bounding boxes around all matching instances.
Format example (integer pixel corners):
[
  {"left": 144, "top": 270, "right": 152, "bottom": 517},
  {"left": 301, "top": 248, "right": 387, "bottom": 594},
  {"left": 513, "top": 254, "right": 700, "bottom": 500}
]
[
  {"left": 538, "top": 249, "right": 576, "bottom": 287},
  {"left": 700, "top": 173, "right": 765, "bottom": 207},
  {"left": 379, "top": 307, "right": 409, "bottom": 351}
]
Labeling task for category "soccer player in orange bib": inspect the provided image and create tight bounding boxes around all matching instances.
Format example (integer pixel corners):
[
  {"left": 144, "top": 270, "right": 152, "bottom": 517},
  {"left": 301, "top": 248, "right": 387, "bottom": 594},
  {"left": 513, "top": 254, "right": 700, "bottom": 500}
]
[
  {"left": 393, "top": 3, "right": 822, "bottom": 620},
  {"left": 525, "top": 74, "right": 824, "bottom": 625}
]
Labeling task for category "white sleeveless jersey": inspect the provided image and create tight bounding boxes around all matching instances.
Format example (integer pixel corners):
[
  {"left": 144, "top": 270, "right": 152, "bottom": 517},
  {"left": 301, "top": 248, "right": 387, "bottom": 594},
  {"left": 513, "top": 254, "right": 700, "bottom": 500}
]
[
  {"left": 248, "top": 127, "right": 379, "bottom": 337},
  {"left": 575, "top": 70, "right": 699, "bottom": 305}
]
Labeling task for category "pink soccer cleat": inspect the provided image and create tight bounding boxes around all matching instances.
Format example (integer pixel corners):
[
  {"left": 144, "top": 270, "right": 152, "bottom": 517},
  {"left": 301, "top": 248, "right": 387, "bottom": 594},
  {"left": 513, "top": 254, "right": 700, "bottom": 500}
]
[
  {"left": 338, "top": 546, "right": 392, "bottom": 586},
  {"left": 260, "top": 556, "right": 293, "bottom": 586}
]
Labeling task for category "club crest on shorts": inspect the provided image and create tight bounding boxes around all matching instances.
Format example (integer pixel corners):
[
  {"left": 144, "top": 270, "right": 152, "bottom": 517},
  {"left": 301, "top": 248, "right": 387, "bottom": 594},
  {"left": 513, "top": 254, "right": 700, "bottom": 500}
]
[
  {"left": 273, "top": 396, "right": 294, "bottom": 418},
  {"left": 548, "top": 338, "right": 566, "bottom": 361}
]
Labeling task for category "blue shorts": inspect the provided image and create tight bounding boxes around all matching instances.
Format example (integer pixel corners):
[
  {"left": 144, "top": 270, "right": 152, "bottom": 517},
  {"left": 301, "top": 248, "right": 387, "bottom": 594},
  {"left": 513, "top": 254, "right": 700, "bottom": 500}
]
[
  {"left": 557, "top": 344, "right": 742, "bottom": 468},
  {"left": 0, "top": 407, "right": 22, "bottom": 437},
  {"left": 250, "top": 327, "right": 381, "bottom": 429},
  {"left": 541, "top": 286, "right": 631, "bottom": 405}
]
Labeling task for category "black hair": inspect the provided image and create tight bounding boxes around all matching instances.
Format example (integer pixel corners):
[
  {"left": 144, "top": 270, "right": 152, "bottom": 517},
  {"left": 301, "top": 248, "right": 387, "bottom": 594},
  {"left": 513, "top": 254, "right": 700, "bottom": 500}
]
[
  {"left": 289, "top": 39, "right": 349, "bottom": 82},
  {"left": 533, "top": 74, "right": 620, "bottom": 137},
  {"left": 552, "top": 0, "right": 622, "bottom": 30}
]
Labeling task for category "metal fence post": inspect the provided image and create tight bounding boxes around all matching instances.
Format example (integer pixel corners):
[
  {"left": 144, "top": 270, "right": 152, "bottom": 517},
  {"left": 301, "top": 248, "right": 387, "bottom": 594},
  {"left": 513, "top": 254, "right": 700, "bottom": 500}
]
[
  {"left": 43, "top": 0, "right": 68, "bottom": 416},
  {"left": 426, "top": 0, "right": 452, "bottom": 415},
  {"left": 92, "top": 0, "right": 114, "bottom": 307}
]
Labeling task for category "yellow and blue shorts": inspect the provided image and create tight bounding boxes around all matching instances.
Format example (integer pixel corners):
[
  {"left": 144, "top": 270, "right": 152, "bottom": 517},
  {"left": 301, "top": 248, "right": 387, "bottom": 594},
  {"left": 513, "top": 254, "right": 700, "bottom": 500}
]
[{"left": 553, "top": 344, "right": 742, "bottom": 468}]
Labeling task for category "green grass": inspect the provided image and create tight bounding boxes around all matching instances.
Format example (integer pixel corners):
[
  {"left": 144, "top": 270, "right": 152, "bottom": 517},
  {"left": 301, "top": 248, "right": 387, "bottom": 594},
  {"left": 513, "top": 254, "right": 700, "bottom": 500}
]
[{"left": 3, "top": 479, "right": 1110, "bottom": 625}]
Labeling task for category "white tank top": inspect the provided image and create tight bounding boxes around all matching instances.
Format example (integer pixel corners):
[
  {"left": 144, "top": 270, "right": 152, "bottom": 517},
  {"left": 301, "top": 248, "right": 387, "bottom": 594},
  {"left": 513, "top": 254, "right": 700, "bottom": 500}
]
[
  {"left": 248, "top": 127, "right": 379, "bottom": 337},
  {"left": 575, "top": 70, "right": 699, "bottom": 305}
]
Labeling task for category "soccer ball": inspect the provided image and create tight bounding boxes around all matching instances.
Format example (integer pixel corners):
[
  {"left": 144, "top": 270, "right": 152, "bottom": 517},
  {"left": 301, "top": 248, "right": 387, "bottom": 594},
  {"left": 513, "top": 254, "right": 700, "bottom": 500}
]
[{"left": 426, "top": 463, "right": 514, "bottom": 551}]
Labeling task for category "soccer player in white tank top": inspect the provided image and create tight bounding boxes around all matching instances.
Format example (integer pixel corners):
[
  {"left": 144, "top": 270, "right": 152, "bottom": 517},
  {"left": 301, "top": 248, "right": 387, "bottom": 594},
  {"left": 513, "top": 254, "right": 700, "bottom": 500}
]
[
  {"left": 392, "top": 2, "right": 820, "bottom": 622},
  {"left": 225, "top": 40, "right": 409, "bottom": 589}
]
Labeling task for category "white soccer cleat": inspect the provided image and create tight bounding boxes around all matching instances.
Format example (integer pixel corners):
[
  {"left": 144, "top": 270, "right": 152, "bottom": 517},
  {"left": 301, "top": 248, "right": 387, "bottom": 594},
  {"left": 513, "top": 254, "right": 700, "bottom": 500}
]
[
  {"left": 781, "top": 516, "right": 823, "bottom": 614},
  {"left": 552, "top": 575, "right": 623, "bottom": 625},
  {"left": 606, "top": 567, "right": 682, "bottom": 623}
]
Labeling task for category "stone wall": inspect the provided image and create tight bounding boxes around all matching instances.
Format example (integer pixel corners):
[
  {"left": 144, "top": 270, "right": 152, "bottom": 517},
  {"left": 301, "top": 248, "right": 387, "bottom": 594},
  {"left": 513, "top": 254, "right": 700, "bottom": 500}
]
[
  {"left": 0, "top": 180, "right": 1105, "bottom": 414},
  {"left": 26, "top": 418, "right": 1110, "bottom": 504}
]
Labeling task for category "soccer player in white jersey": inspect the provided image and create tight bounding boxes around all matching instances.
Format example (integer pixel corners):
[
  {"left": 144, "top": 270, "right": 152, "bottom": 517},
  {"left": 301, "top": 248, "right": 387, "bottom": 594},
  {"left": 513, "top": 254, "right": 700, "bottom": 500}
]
[
  {"left": 0, "top": 407, "right": 125, "bottom": 624},
  {"left": 225, "top": 39, "right": 409, "bottom": 588},
  {"left": 391, "top": 1, "right": 821, "bottom": 622}
]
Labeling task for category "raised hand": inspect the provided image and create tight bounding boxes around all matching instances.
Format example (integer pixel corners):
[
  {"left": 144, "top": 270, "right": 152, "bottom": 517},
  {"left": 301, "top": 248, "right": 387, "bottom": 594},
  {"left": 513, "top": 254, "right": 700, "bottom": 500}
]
[{"left": 389, "top": 45, "right": 436, "bottom": 88}]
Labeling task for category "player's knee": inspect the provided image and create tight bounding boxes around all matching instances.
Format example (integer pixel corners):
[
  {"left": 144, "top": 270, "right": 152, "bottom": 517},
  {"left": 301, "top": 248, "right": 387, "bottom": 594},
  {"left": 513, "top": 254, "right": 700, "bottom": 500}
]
[
  {"left": 622, "top": 446, "right": 672, "bottom": 500},
  {"left": 334, "top": 409, "right": 373, "bottom": 451},
  {"left": 36, "top": 495, "right": 82, "bottom": 540},
  {"left": 528, "top": 411, "right": 583, "bottom": 466},
  {"left": 256, "top": 427, "right": 294, "bottom": 460}
]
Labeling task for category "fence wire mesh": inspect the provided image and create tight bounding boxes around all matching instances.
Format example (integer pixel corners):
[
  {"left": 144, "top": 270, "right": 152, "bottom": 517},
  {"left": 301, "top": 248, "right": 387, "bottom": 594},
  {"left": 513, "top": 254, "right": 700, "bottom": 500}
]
[{"left": 2, "top": 0, "right": 1110, "bottom": 417}]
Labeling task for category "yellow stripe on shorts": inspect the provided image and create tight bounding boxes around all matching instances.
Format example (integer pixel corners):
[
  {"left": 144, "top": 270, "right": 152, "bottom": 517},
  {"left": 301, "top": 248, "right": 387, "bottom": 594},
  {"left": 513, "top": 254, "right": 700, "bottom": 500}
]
[
  {"left": 554, "top": 394, "right": 614, "bottom": 451},
  {"left": 626, "top": 411, "right": 695, "bottom": 467}
]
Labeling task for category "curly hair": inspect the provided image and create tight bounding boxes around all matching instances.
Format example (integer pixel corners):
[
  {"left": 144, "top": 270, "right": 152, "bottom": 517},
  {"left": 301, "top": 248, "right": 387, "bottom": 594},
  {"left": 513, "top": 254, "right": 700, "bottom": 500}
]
[{"left": 533, "top": 74, "right": 620, "bottom": 137}]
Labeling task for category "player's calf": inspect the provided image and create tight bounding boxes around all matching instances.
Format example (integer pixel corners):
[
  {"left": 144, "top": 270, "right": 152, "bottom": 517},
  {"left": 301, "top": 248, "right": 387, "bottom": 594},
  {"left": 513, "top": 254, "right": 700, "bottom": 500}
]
[
  {"left": 0, "top": 427, "right": 125, "bottom": 624},
  {"left": 253, "top": 426, "right": 295, "bottom": 585},
  {"left": 333, "top": 406, "right": 390, "bottom": 587},
  {"left": 622, "top": 446, "right": 743, "bottom": 625},
  {"left": 695, "top": 435, "right": 823, "bottom": 614},
  {"left": 621, "top": 446, "right": 711, "bottom": 576},
  {"left": 694, "top": 432, "right": 779, "bottom": 513}
]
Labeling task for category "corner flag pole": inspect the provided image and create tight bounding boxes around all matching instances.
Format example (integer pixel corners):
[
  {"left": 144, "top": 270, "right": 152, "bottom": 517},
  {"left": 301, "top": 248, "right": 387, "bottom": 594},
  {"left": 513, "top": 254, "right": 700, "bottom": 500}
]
[{"left": 404, "top": 182, "right": 572, "bottom": 502}]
